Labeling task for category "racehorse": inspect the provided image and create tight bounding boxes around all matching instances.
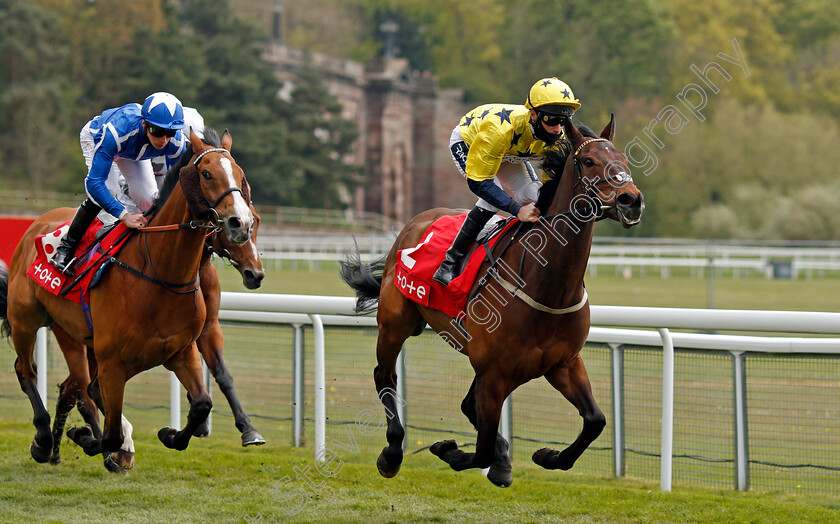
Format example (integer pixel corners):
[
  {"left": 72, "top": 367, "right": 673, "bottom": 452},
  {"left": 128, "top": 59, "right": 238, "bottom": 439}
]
[
  {"left": 0, "top": 129, "right": 253, "bottom": 465},
  {"left": 45, "top": 172, "right": 266, "bottom": 471},
  {"left": 340, "top": 116, "right": 644, "bottom": 487}
]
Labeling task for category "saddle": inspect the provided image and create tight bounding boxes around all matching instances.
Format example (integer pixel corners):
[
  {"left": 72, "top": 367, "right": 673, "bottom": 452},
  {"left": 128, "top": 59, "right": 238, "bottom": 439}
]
[
  {"left": 27, "top": 219, "right": 131, "bottom": 305},
  {"left": 394, "top": 213, "right": 518, "bottom": 319}
]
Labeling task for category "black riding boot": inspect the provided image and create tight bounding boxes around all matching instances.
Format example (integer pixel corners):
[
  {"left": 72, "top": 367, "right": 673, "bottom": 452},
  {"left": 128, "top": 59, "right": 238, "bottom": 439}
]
[
  {"left": 433, "top": 207, "right": 495, "bottom": 286},
  {"left": 51, "top": 199, "right": 101, "bottom": 276}
]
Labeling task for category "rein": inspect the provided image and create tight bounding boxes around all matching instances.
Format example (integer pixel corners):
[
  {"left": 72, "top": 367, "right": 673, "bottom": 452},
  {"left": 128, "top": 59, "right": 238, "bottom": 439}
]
[
  {"left": 465, "top": 137, "right": 625, "bottom": 315},
  {"left": 112, "top": 146, "right": 243, "bottom": 292}
]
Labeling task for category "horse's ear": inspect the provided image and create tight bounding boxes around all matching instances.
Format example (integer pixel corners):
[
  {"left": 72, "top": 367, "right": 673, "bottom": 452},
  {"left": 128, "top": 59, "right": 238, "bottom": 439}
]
[
  {"left": 600, "top": 113, "right": 616, "bottom": 141},
  {"left": 221, "top": 129, "right": 233, "bottom": 151},
  {"left": 563, "top": 116, "right": 583, "bottom": 144},
  {"left": 189, "top": 129, "right": 204, "bottom": 151}
]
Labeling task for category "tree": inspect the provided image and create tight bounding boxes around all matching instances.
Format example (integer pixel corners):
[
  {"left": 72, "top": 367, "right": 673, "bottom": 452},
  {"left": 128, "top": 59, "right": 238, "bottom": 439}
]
[
  {"left": 181, "top": 0, "right": 360, "bottom": 208},
  {"left": 279, "top": 68, "right": 361, "bottom": 208},
  {"left": 0, "top": 0, "right": 73, "bottom": 190}
]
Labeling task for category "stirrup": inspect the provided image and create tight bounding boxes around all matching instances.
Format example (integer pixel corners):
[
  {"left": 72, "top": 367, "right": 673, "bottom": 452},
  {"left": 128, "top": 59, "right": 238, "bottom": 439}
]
[
  {"left": 52, "top": 254, "right": 77, "bottom": 277},
  {"left": 433, "top": 261, "right": 459, "bottom": 286}
]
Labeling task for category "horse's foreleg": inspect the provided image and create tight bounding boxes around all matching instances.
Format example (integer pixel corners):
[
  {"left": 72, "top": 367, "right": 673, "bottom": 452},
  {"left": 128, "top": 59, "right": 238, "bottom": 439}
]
[
  {"left": 70, "top": 358, "right": 129, "bottom": 458},
  {"left": 532, "top": 355, "right": 605, "bottom": 471},
  {"left": 431, "top": 375, "right": 503, "bottom": 473},
  {"left": 79, "top": 374, "right": 133, "bottom": 472},
  {"left": 158, "top": 344, "right": 211, "bottom": 451},
  {"left": 196, "top": 326, "right": 265, "bottom": 446},
  {"left": 459, "top": 378, "right": 512, "bottom": 487}
]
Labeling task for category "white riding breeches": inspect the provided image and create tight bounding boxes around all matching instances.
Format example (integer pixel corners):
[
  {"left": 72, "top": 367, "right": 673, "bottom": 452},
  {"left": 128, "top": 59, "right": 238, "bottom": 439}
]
[{"left": 80, "top": 122, "right": 158, "bottom": 224}]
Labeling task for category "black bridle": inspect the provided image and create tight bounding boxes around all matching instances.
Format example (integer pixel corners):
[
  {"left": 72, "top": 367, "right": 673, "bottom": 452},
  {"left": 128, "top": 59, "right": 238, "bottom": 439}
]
[
  {"left": 192, "top": 147, "right": 244, "bottom": 223},
  {"left": 570, "top": 137, "right": 634, "bottom": 221}
]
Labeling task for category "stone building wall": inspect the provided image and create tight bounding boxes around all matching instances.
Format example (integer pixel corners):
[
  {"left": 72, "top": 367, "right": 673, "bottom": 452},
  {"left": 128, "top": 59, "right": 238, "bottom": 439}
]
[{"left": 262, "top": 43, "right": 475, "bottom": 224}]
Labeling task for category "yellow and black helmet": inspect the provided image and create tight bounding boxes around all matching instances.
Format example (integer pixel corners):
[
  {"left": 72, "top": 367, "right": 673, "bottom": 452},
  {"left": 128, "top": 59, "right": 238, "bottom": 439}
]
[{"left": 525, "top": 78, "right": 581, "bottom": 115}]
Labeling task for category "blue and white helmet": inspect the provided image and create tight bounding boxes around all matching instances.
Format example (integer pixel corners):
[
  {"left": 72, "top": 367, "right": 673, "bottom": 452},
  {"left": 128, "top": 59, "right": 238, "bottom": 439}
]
[{"left": 141, "top": 92, "right": 185, "bottom": 130}]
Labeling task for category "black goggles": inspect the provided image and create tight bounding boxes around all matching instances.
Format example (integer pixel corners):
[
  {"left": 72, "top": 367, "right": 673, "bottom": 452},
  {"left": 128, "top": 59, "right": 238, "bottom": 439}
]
[
  {"left": 538, "top": 112, "right": 567, "bottom": 127},
  {"left": 146, "top": 122, "right": 177, "bottom": 138}
]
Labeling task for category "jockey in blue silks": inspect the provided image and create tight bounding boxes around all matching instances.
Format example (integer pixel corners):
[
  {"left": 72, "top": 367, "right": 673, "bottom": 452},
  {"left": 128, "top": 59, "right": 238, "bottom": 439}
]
[{"left": 51, "top": 92, "right": 188, "bottom": 276}]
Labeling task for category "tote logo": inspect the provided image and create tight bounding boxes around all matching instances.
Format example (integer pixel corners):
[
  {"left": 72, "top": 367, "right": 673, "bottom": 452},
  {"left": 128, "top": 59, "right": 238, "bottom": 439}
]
[
  {"left": 394, "top": 265, "right": 429, "bottom": 305},
  {"left": 29, "top": 262, "right": 63, "bottom": 291}
]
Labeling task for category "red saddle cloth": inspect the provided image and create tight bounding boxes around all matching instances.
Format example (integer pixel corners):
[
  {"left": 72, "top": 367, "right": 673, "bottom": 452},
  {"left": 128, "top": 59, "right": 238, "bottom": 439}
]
[
  {"left": 394, "top": 213, "right": 518, "bottom": 319},
  {"left": 26, "top": 219, "right": 131, "bottom": 305}
]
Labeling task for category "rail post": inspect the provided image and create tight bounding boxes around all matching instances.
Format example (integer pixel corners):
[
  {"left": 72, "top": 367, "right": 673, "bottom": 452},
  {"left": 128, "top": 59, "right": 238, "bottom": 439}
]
[{"left": 659, "top": 328, "right": 674, "bottom": 492}]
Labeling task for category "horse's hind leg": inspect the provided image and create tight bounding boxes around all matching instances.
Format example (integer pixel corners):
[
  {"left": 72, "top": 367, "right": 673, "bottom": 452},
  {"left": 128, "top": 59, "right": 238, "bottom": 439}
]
[
  {"left": 532, "top": 355, "right": 606, "bottom": 471},
  {"left": 50, "top": 376, "right": 79, "bottom": 465},
  {"left": 158, "top": 343, "right": 212, "bottom": 451},
  {"left": 50, "top": 326, "right": 101, "bottom": 465},
  {"left": 196, "top": 325, "right": 265, "bottom": 446},
  {"left": 430, "top": 374, "right": 504, "bottom": 473},
  {"left": 372, "top": 296, "right": 421, "bottom": 478},
  {"left": 459, "top": 378, "right": 513, "bottom": 488},
  {"left": 11, "top": 325, "right": 53, "bottom": 463}
]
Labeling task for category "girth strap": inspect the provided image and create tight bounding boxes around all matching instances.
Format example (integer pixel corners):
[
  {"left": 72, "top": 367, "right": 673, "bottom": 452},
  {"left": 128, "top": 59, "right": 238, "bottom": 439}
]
[{"left": 493, "top": 275, "right": 588, "bottom": 315}]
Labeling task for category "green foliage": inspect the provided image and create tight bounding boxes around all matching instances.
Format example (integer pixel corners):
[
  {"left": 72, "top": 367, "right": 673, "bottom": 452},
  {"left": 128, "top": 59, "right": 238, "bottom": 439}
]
[
  {"left": 0, "top": 0, "right": 73, "bottom": 190},
  {"left": 3, "top": 0, "right": 840, "bottom": 238},
  {"left": 0, "top": 0, "right": 360, "bottom": 208},
  {"left": 639, "top": 98, "right": 840, "bottom": 239}
]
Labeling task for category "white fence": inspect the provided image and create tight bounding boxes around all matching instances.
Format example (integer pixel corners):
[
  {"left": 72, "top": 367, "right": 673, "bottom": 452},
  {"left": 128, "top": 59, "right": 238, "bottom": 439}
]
[
  {"left": 30, "top": 294, "right": 840, "bottom": 493},
  {"left": 255, "top": 235, "right": 840, "bottom": 277},
  {"left": 219, "top": 294, "right": 840, "bottom": 492}
]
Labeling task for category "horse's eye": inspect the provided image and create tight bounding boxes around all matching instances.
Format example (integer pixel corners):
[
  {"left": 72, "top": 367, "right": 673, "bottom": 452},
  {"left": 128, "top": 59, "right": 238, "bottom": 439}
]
[
  {"left": 201, "top": 169, "right": 212, "bottom": 180},
  {"left": 583, "top": 158, "right": 594, "bottom": 168}
]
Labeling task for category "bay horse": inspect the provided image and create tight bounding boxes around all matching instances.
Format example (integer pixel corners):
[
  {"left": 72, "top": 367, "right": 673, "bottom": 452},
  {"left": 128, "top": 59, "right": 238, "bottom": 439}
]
[
  {"left": 44, "top": 173, "right": 266, "bottom": 471},
  {"left": 340, "top": 116, "right": 644, "bottom": 487},
  {"left": 0, "top": 129, "right": 253, "bottom": 465}
]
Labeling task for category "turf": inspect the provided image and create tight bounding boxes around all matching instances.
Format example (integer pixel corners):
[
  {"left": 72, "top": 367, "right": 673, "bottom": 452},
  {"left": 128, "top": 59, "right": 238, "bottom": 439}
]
[
  {"left": 0, "top": 422, "right": 838, "bottom": 523},
  {"left": 2, "top": 263, "right": 839, "bottom": 522}
]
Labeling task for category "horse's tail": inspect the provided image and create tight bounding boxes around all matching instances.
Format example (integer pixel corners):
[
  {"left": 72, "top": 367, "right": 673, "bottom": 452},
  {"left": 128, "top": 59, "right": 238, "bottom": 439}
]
[
  {"left": 339, "top": 244, "right": 385, "bottom": 314},
  {"left": 0, "top": 265, "right": 10, "bottom": 337}
]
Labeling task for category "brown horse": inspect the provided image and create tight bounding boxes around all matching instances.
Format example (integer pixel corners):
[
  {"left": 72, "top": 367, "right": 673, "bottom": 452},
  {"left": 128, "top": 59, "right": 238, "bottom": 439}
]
[
  {"left": 340, "top": 116, "right": 644, "bottom": 487},
  {"left": 0, "top": 129, "right": 253, "bottom": 464},
  {"left": 44, "top": 189, "right": 266, "bottom": 471}
]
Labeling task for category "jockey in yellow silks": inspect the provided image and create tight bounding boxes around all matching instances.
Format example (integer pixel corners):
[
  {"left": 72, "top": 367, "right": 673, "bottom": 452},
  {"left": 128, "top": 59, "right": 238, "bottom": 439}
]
[{"left": 432, "top": 78, "right": 582, "bottom": 285}]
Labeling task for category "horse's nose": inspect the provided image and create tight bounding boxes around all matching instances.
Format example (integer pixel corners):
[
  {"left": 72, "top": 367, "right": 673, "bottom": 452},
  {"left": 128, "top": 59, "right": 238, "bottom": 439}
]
[
  {"left": 617, "top": 191, "right": 644, "bottom": 221},
  {"left": 243, "top": 268, "right": 265, "bottom": 290},
  {"left": 223, "top": 215, "right": 251, "bottom": 245}
]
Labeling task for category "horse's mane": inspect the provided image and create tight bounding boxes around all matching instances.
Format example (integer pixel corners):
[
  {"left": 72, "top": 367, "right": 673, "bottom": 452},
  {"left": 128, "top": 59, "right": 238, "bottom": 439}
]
[
  {"left": 536, "top": 123, "right": 598, "bottom": 213},
  {"left": 146, "top": 127, "right": 222, "bottom": 216}
]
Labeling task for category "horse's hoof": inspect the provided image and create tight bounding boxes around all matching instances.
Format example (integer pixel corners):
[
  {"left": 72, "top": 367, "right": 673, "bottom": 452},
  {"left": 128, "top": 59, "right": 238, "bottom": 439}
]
[
  {"left": 29, "top": 440, "right": 52, "bottom": 464},
  {"left": 103, "top": 453, "right": 130, "bottom": 476},
  {"left": 487, "top": 464, "right": 513, "bottom": 488},
  {"left": 192, "top": 421, "right": 210, "bottom": 438},
  {"left": 49, "top": 452, "right": 61, "bottom": 466},
  {"left": 158, "top": 427, "right": 177, "bottom": 448},
  {"left": 67, "top": 425, "right": 92, "bottom": 443},
  {"left": 532, "top": 447, "right": 563, "bottom": 470},
  {"left": 241, "top": 430, "right": 266, "bottom": 447},
  {"left": 429, "top": 439, "right": 458, "bottom": 458},
  {"left": 112, "top": 450, "right": 135, "bottom": 470},
  {"left": 376, "top": 452, "right": 401, "bottom": 478}
]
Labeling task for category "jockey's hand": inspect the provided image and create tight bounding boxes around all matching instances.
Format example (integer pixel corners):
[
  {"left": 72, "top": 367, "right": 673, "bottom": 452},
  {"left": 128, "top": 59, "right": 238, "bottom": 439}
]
[
  {"left": 121, "top": 213, "right": 148, "bottom": 229},
  {"left": 517, "top": 203, "right": 541, "bottom": 223}
]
